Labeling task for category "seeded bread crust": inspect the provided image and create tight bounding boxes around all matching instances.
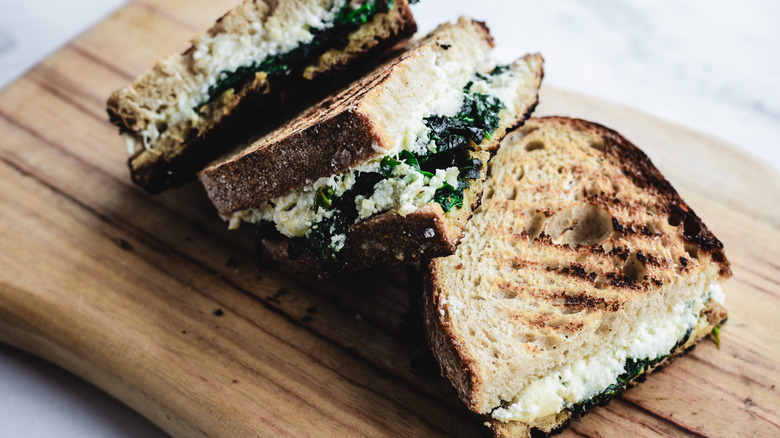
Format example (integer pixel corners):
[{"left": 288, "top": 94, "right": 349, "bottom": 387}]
[
  {"left": 107, "top": 0, "right": 416, "bottom": 193},
  {"left": 423, "top": 117, "right": 730, "bottom": 436},
  {"left": 198, "top": 18, "right": 502, "bottom": 215}
]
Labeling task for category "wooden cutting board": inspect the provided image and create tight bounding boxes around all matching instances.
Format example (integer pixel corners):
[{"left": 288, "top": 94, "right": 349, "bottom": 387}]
[{"left": 1, "top": 1, "right": 778, "bottom": 436}]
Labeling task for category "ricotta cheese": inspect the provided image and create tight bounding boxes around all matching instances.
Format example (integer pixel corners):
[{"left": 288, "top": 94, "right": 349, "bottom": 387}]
[
  {"left": 138, "top": 0, "right": 348, "bottom": 152},
  {"left": 231, "top": 68, "right": 522, "bottom": 236},
  {"left": 708, "top": 282, "right": 726, "bottom": 304},
  {"left": 490, "top": 289, "right": 715, "bottom": 423}
]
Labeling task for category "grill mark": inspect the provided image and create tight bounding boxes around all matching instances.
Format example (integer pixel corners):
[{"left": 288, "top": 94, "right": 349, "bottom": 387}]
[
  {"left": 609, "top": 245, "right": 630, "bottom": 261},
  {"left": 603, "top": 270, "right": 645, "bottom": 290},
  {"left": 553, "top": 263, "right": 598, "bottom": 283},
  {"left": 496, "top": 274, "right": 623, "bottom": 314},
  {"left": 0, "top": 117, "right": 468, "bottom": 425},
  {"left": 560, "top": 290, "right": 622, "bottom": 312},
  {"left": 520, "top": 313, "right": 585, "bottom": 332}
]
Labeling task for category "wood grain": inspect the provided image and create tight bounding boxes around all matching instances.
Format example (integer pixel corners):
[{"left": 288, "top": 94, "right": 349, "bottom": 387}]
[{"left": 0, "top": 0, "right": 779, "bottom": 436}]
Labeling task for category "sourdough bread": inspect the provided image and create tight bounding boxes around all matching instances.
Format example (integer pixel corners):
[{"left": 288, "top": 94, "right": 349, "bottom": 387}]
[
  {"left": 424, "top": 117, "right": 730, "bottom": 437},
  {"left": 199, "top": 17, "right": 502, "bottom": 214},
  {"left": 107, "top": 0, "right": 416, "bottom": 193},
  {"left": 210, "top": 19, "right": 543, "bottom": 276}
]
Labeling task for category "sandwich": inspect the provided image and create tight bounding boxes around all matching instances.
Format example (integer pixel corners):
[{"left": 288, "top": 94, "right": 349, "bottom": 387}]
[
  {"left": 107, "top": 0, "right": 417, "bottom": 193},
  {"left": 198, "top": 18, "right": 544, "bottom": 276},
  {"left": 423, "top": 117, "right": 730, "bottom": 437}
]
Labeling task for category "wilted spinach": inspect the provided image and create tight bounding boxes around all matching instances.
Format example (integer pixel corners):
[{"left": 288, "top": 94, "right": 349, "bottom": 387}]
[
  {"left": 568, "top": 328, "right": 694, "bottom": 416},
  {"left": 199, "top": 0, "right": 393, "bottom": 110}
]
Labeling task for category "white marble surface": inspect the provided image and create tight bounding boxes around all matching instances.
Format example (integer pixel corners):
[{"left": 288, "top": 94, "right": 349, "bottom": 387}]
[{"left": 1, "top": 0, "right": 778, "bottom": 436}]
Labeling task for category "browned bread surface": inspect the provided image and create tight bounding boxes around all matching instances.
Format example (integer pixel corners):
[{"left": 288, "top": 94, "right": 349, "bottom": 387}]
[
  {"left": 254, "top": 50, "right": 543, "bottom": 276},
  {"left": 423, "top": 117, "right": 730, "bottom": 436},
  {"left": 487, "top": 300, "right": 728, "bottom": 438},
  {"left": 107, "top": 0, "right": 416, "bottom": 193},
  {"left": 199, "top": 17, "right": 498, "bottom": 215}
]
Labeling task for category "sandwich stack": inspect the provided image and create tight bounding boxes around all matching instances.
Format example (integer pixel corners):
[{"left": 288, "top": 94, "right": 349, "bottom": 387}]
[{"left": 106, "top": 1, "right": 729, "bottom": 436}]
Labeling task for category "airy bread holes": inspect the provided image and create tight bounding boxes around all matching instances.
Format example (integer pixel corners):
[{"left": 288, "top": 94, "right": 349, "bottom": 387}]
[
  {"left": 682, "top": 215, "right": 701, "bottom": 239},
  {"left": 684, "top": 243, "right": 699, "bottom": 260},
  {"left": 546, "top": 317, "right": 567, "bottom": 328},
  {"left": 156, "top": 121, "right": 168, "bottom": 134},
  {"left": 589, "top": 140, "right": 605, "bottom": 151},
  {"left": 596, "top": 314, "right": 616, "bottom": 335},
  {"left": 524, "top": 140, "right": 545, "bottom": 152},
  {"left": 525, "top": 212, "right": 548, "bottom": 238},
  {"left": 516, "top": 332, "right": 537, "bottom": 343},
  {"left": 546, "top": 203, "right": 614, "bottom": 246},
  {"left": 622, "top": 252, "right": 646, "bottom": 283}
]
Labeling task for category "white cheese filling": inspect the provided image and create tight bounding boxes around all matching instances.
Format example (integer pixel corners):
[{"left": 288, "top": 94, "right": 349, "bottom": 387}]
[
  {"left": 490, "top": 287, "right": 719, "bottom": 423},
  {"left": 137, "top": 0, "right": 348, "bottom": 151},
  {"left": 227, "top": 67, "right": 525, "bottom": 241}
]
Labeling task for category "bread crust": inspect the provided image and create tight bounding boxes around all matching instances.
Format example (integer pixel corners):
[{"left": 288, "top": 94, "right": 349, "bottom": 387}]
[
  {"left": 199, "top": 17, "right": 498, "bottom": 214},
  {"left": 423, "top": 259, "right": 483, "bottom": 409},
  {"left": 422, "top": 117, "right": 731, "bottom": 436},
  {"left": 487, "top": 300, "right": 728, "bottom": 438},
  {"left": 200, "top": 107, "right": 385, "bottom": 214},
  {"left": 260, "top": 148, "right": 491, "bottom": 277},
  {"left": 538, "top": 116, "right": 730, "bottom": 277},
  {"left": 263, "top": 206, "right": 459, "bottom": 276},
  {"left": 107, "top": 0, "right": 417, "bottom": 193},
  {"left": 252, "top": 51, "right": 543, "bottom": 276}
]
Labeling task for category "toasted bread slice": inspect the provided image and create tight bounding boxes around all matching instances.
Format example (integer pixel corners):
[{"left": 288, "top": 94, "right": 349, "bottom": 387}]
[
  {"left": 199, "top": 18, "right": 506, "bottom": 213},
  {"left": 107, "top": 0, "right": 416, "bottom": 193},
  {"left": 201, "top": 18, "right": 543, "bottom": 276},
  {"left": 423, "top": 117, "right": 730, "bottom": 437},
  {"left": 260, "top": 148, "right": 491, "bottom": 276}
]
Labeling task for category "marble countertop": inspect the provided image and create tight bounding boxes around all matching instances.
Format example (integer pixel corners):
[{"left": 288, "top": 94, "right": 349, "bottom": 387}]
[{"left": 1, "top": 0, "right": 778, "bottom": 436}]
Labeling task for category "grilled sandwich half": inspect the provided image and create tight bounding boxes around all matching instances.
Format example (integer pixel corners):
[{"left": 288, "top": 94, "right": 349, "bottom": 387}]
[
  {"left": 199, "top": 18, "right": 544, "bottom": 276},
  {"left": 423, "top": 117, "right": 730, "bottom": 437},
  {"left": 107, "top": 0, "right": 416, "bottom": 193}
]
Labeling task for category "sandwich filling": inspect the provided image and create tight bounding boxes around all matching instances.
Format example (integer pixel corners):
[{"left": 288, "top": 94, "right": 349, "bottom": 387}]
[
  {"left": 126, "top": 0, "right": 396, "bottom": 155},
  {"left": 228, "top": 64, "right": 528, "bottom": 266},
  {"left": 490, "top": 283, "right": 726, "bottom": 423}
]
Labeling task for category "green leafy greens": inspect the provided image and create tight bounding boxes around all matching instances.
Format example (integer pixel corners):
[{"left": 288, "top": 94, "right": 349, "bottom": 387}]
[
  {"left": 568, "top": 327, "right": 693, "bottom": 416},
  {"left": 198, "top": 0, "right": 393, "bottom": 110},
  {"left": 287, "top": 77, "right": 504, "bottom": 272}
]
